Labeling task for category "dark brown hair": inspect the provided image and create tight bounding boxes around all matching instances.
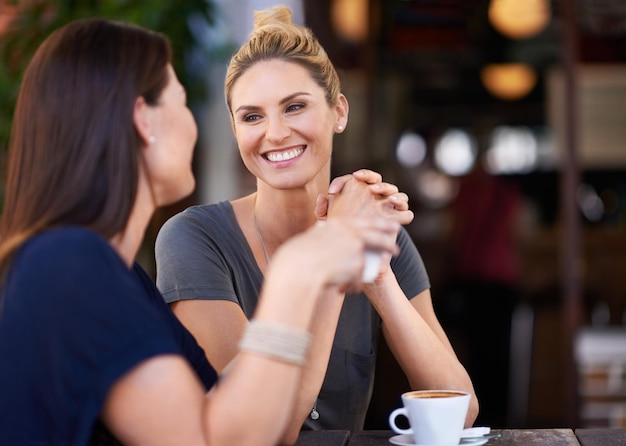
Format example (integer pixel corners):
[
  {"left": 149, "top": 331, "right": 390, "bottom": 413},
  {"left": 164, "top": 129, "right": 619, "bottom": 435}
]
[{"left": 0, "top": 18, "right": 171, "bottom": 272}]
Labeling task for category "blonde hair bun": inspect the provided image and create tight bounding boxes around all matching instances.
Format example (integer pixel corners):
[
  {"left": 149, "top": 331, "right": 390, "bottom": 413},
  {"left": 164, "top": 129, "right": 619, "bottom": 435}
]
[
  {"left": 253, "top": 5, "right": 292, "bottom": 29},
  {"left": 225, "top": 5, "right": 341, "bottom": 112}
]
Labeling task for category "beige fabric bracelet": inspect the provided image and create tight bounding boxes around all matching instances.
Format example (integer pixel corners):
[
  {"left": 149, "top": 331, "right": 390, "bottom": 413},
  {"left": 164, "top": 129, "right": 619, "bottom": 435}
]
[{"left": 239, "top": 320, "right": 312, "bottom": 366}]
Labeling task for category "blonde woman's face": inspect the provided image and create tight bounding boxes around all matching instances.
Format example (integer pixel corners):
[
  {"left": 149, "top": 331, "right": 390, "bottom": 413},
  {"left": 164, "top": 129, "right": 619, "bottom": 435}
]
[{"left": 230, "top": 59, "right": 345, "bottom": 190}]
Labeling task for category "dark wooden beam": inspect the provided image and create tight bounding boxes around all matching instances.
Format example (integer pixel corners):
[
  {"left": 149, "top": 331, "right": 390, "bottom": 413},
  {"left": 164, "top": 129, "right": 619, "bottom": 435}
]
[{"left": 558, "top": 0, "right": 583, "bottom": 428}]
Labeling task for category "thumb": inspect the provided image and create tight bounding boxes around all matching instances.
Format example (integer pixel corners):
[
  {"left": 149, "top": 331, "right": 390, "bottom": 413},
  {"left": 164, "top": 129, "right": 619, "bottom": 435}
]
[{"left": 314, "top": 194, "right": 329, "bottom": 220}]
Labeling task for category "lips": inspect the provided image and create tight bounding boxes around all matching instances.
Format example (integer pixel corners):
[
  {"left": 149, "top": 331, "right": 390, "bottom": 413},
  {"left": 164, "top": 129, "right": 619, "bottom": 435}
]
[{"left": 265, "top": 147, "right": 305, "bottom": 162}]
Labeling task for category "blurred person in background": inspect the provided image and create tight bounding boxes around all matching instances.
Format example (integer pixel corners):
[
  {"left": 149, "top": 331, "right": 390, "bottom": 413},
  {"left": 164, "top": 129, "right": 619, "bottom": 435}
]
[{"left": 444, "top": 160, "right": 523, "bottom": 427}]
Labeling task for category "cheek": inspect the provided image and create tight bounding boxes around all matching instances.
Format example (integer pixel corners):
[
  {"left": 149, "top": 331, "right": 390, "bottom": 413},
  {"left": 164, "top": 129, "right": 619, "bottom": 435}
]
[
  {"left": 309, "top": 120, "right": 334, "bottom": 149},
  {"left": 182, "top": 109, "right": 198, "bottom": 142},
  {"left": 235, "top": 128, "right": 258, "bottom": 156},
  {"left": 189, "top": 115, "right": 198, "bottom": 145},
  {"left": 300, "top": 113, "right": 333, "bottom": 142}
]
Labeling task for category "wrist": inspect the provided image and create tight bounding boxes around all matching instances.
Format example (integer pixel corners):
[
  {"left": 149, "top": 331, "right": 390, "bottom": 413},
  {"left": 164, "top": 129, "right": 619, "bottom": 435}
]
[{"left": 239, "top": 320, "right": 312, "bottom": 365}]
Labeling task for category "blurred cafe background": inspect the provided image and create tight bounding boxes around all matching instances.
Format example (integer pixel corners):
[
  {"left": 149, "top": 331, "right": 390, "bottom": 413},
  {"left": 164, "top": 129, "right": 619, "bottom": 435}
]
[{"left": 2, "top": 0, "right": 626, "bottom": 433}]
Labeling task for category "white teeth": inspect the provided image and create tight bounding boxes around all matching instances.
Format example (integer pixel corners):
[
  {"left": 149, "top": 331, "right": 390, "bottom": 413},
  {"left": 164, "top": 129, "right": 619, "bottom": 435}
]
[{"left": 266, "top": 148, "right": 304, "bottom": 162}]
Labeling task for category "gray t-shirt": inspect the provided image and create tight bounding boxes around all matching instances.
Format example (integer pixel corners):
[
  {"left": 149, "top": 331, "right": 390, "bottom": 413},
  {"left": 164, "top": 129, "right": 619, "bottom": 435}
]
[{"left": 155, "top": 200, "right": 430, "bottom": 432}]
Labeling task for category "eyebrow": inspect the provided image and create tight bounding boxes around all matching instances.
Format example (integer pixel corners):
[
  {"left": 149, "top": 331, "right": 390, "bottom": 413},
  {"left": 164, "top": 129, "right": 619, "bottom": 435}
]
[{"left": 234, "top": 91, "right": 311, "bottom": 114}]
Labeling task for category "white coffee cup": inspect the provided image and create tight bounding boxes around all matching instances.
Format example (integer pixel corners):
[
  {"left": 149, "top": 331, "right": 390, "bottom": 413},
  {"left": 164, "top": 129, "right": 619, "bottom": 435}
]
[{"left": 388, "top": 390, "right": 470, "bottom": 445}]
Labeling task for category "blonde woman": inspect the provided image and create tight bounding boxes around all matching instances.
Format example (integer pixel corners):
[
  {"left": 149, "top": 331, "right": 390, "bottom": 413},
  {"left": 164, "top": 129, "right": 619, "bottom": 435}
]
[{"left": 156, "top": 5, "right": 478, "bottom": 442}]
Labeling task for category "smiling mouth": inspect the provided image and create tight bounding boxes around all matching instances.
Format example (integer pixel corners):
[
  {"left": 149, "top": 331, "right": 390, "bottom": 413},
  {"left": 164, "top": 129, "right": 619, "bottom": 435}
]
[{"left": 265, "top": 147, "right": 305, "bottom": 162}]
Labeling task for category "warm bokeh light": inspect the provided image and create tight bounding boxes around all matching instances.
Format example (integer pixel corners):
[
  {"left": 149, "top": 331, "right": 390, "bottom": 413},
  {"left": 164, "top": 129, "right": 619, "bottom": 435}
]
[
  {"left": 331, "top": 0, "right": 369, "bottom": 43},
  {"left": 0, "top": 1, "right": 18, "bottom": 36},
  {"left": 434, "top": 128, "right": 477, "bottom": 176},
  {"left": 481, "top": 63, "right": 537, "bottom": 100},
  {"left": 488, "top": 0, "right": 551, "bottom": 39}
]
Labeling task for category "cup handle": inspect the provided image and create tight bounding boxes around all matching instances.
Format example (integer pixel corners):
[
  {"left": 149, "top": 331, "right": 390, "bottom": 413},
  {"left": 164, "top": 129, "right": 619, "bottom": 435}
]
[{"left": 388, "top": 407, "right": 413, "bottom": 435}]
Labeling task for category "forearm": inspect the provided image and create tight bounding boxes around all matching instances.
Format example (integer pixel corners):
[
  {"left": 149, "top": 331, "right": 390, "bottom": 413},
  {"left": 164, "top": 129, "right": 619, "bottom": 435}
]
[
  {"left": 204, "top": 354, "right": 303, "bottom": 445},
  {"left": 204, "top": 281, "right": 321, "bottom": 444},
  {"left": 281, "top": 288, "right": 345, "bottom": 444},
  {"left": 382, "top": 306, "right": 471, "bottom": 391},
  {"left": 367, "top": 277, "right": 478, "bottom": 425}
]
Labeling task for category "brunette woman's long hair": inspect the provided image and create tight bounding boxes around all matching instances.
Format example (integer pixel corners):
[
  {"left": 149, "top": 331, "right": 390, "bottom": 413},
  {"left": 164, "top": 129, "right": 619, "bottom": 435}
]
[{"left": 0, "top": 18, "right": 171, "bottom": 274}]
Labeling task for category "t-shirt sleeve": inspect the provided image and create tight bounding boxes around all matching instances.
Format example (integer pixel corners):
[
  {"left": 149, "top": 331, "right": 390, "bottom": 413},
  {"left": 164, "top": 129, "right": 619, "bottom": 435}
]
[
  {"left": 1, "top": 228, "right": 218, "bottom": 444},
  {"left": 155, "top": 207, "right": 239, "bottom": 304},
  {"left": 15, "top": 231, "right": 183, "bottom": 418},
  {"left": 132, "top": 264, "right": 218, "bottom": 391},
  {"left": 391, "top": 226, "right": 431, "bottom": 300}
]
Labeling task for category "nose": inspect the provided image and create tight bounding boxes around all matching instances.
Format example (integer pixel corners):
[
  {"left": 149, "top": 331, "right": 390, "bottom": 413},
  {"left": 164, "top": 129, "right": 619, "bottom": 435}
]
[{"left": 265, "top": 115, "right": 291, "bottom": 143}]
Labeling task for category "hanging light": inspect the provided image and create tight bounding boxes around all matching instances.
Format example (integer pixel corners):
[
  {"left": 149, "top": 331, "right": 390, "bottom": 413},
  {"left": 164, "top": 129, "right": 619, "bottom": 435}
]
[
  {"left": 488, "top": 0, "right": 551, "bottom": 40},
  {"left": 331, "top": 0, "right": 369, "bottom": 43},
  {"left": 480, "top": 63, "right": 537, "bottom": 100}
]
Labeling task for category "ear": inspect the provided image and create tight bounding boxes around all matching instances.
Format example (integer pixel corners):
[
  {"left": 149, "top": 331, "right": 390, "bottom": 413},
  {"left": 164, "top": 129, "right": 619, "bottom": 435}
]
[
  {"left": 334, "top": 93, "right": 349, "bottom": 133},
  {"left": 133, "top": 96, "right": 153, "bottom": 146}
]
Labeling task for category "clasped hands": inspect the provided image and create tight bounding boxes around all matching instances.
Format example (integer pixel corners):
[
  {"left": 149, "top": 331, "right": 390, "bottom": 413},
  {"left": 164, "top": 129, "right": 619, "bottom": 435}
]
[{"left": 314, "top": 169, "right": 414, "bottom": 281}]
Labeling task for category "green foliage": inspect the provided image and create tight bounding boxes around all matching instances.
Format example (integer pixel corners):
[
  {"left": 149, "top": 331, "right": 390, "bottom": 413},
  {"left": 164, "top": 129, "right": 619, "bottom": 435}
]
[{"left": 0, "top": 0, "right": 216, "bottom": 154}]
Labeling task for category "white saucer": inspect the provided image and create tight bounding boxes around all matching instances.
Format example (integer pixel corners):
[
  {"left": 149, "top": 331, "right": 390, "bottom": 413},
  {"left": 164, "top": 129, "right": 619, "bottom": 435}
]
[{"left": 388, "top": 434, "right": 489, "bottom": 446}]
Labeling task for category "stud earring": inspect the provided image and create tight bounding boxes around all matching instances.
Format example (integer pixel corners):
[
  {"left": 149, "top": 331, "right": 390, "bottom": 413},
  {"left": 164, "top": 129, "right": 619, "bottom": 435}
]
[
  {"left": 148, "top": 135, "right": 157, "bottom": 144},
  {"left": 337, "top": 125, "right": 344, "bottom": 132}
]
